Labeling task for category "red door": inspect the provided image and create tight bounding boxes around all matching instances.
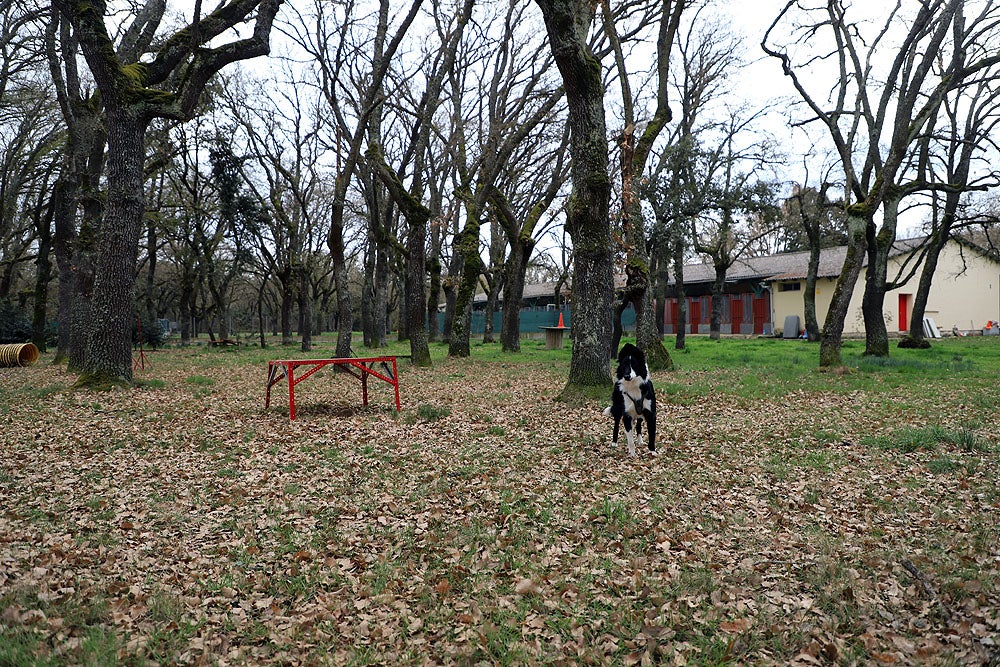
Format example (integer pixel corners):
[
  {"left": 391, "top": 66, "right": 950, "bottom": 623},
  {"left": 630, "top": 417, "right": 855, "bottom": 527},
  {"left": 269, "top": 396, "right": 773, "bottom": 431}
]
[
  {"left": 752, "top": 294, "right": 770, "bottom": 334},
  {"left": 898, "top": 294, "right": 909, "bottom": 331},
  {"left": 731, "top": 295, "right": 744, "bottom": 331},
  {"left": 689, "top": 299, "right": 701, "bottom": 333}
]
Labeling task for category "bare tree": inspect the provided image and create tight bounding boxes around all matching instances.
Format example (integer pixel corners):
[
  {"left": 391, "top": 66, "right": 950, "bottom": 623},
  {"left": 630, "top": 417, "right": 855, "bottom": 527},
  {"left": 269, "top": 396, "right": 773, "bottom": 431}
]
[
  {"left": 52, "top": 0, "right": 282, "bottom": 386},
  {"left": 46, "top": 7, "right": 105, "bottom": 368},
  {"left": 445, "top": 0, "right": 564, "bottom": 358},
  {"left": 603, "top": 0, "right": 686, "bottom": 369},
  {"left": 365, "top": 0, "right": 476, "bottom": 367},
  {"left": 763, "top": 0, "right": 1000, "bottom": 367},
  {"left": 782, "top": 175, "right": 844, "bottom": 342},
  {"left": 901, "top": 54, "right": 1000, "bottom": 348},
  {"left": 288, "top": 0, "right": 424, "bottom": 358},
  {"left": 644, "top": 9, "right": 738, "bottom": 351},
  {"left": 491, "top": 128, "right": 570, "bottom": 353}
]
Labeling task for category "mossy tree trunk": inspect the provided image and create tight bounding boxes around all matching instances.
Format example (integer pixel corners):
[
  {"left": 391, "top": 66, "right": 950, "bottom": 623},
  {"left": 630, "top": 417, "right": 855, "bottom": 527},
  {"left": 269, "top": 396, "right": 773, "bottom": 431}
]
[
  {"left": 861, "top": 195, "right": 899, "bottom": 358},
  {"left": 448, "top": 201, "right": 482, "bottom": 358},
  {"left": 367, "top": 143, "right": 432, "bottom": 367},
  {"left": 820, "top": 211, "right": 869, "bottom": 368},
  {"left": 55, "top": 0, "right": 281, "bottom": 387},
  {"left": 536, "top": 0, "right": 614, "bottom": 390},
  {"left": 602, "top": 0, "right": 683, "bottom": 371}
]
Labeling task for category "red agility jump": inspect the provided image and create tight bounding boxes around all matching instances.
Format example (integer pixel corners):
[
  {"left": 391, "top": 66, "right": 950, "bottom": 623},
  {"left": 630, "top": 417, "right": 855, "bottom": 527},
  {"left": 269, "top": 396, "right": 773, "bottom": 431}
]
[{"left": 265, "top": 357, "right": 401, "bottom": 420}]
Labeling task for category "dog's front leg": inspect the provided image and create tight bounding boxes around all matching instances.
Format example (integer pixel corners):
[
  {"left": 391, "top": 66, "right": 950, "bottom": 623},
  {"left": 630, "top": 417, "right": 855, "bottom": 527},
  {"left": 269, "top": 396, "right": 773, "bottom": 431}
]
[{"left": 623, "top": 415, "right": 636, "bottom": 457}]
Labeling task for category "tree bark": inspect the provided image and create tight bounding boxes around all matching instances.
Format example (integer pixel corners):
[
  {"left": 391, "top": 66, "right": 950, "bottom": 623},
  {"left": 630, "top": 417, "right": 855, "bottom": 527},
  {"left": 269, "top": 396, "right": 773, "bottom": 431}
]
[
  {"left": 820, "top": 211, "right": 868, "bottom": 368},
  {"left": 803, "top": 242, "right": 821, "bottom": 342},
  {"left": 367, "top": 143, "right": 432, "bottom": 366},
  {"left": 80, "top": 109, "right": 146, "bottom": 385},
  {"left": 32, "top": 198, "right": 54, "bottom": 352},
  {"left": 901, "top": 228, "right": 945, "bottom": 349},
  {"left": 55, "top": 0, "right": 281, "bottom": 385},
  {"left": 448, "top": 204, "right": 482, "bottom": 358},
  {"left": 861, "top": 196, "right": 898, "bottom": 357},
  {"left": 329, "top": 192, "right": 353, "bottom": 357},
  {"left": 501, "top": 237, "right": 533, "bottom": 352},
  {"left": 536, "top": 0, "right": 614, "bottom": 390}
]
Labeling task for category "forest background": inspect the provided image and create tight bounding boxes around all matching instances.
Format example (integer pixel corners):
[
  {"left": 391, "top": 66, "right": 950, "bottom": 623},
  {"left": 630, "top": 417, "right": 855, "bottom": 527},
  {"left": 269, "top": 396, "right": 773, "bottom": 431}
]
[{"left": 2, "top": 0, "right": 1000, "bottom": 390}]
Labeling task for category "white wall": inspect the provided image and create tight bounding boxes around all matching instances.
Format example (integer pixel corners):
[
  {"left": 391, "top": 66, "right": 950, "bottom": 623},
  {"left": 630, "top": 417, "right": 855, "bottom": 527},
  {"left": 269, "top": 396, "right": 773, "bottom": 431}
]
[{"left": 770, "top": 240, "right": 1000, "bottom": 336}]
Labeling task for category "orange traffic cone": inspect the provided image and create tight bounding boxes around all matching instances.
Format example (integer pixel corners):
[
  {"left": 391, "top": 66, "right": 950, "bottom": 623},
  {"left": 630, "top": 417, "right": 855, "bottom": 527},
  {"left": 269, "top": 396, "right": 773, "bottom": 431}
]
[{"left": 557, "top": 312, "right": 565, "bottom": 328}]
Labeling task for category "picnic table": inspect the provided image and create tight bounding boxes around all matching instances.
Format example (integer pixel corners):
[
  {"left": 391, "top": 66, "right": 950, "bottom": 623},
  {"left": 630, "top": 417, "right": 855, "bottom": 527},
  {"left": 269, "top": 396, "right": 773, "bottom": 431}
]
[{"left": 265, "top": 356, "right": 401, "bottom": 420}]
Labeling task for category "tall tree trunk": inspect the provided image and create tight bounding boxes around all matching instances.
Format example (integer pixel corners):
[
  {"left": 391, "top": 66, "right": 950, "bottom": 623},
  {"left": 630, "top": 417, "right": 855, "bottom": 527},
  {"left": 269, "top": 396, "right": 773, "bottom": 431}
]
[
  {"left": 902, "top": 232, "right": 944, "bottom": 348},
  {"left": 52, "top": 177, "right": 76, "bottom": 364},
  {"left": 298, "top": 264, "right": 312, "bottom": 352},
  {"left": 328, "top": 195, "right": 353, "bottom": 358},
  {"left": 620, "top": 181, "right": 671, "bottom": 367},
  {"left": 536, "top": 0, "right": 614, "bottom": 390},
  {"left": 448, "top": 206, "right": 482, "bottom": 358},
  {"left": 803, "top": 242, "right": 821, "bottom": 342},
  {"left": 862, "top": 196, "right": 900, "bottom": 358},
  {"left": 501, "top": 238, "right": 533, "bottom": 352},
  {"left": 820, "top": 211, "right": 869, "bottom": 368},
  {"left": 368, "top": 144, "right": 431, "bottom": 366},
  {"left": 709, "top": 265, "right": 726, "bottom": 341},
  {"left": 79, "top": 110, "right": 146, "bottom": 386},
  {"left": 403, "top": 215, "right": 430, "bottom": 366},
  {"left": 278, "top": 266, "right": 294, "bottom": 345},
  {"left": 373, "top": 244, "right": 389, "bottom": 348},
  {"left": 604, "top": 0, "right": 681, "bottom": 371},
  {"left": 442, "top": 250, "right": 462, "bottom": 343},
  {"left": 32, "top": 200, "right": 54, "bottom": 352}
]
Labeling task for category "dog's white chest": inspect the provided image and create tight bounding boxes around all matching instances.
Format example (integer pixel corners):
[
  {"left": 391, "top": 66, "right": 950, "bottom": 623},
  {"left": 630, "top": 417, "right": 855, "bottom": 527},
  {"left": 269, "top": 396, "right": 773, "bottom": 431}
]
[{"left": 621, "top": 382, "right": 649, "bottom": 416}]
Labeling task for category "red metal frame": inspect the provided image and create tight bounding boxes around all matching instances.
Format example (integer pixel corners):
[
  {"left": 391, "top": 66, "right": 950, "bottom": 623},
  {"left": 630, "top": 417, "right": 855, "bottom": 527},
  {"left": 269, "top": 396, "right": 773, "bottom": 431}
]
[{"left": 265, "top": 357, "right": 401, "bottom": 420}]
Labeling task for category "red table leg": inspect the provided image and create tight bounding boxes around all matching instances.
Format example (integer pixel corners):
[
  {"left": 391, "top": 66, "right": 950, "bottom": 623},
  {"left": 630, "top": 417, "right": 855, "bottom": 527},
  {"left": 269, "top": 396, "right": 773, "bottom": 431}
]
[
  {"left": 362, "top": 368, "right": 369, "bottom": 407},
  {"left": 391, "top": 357, "right": 400, "bottom": 410},
  {"left": 287, "top": 363, "right": 297, "bottom": 420}
]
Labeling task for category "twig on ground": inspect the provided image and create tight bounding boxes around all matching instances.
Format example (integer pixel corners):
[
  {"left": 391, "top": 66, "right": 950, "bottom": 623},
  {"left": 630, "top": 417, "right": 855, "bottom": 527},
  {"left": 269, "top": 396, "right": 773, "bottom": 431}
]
[{"left": 900, "top": 559, "right": 953, "bottom": 622}]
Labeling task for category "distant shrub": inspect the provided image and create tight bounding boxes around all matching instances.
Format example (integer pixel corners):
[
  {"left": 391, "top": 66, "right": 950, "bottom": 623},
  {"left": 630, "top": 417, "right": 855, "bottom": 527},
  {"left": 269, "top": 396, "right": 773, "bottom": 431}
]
[
  {"left": 0, "top": 303, "right": 31, "bottom": 343},
  {"left": 132, "top": 316, "right": 166, "bottom": 348}
]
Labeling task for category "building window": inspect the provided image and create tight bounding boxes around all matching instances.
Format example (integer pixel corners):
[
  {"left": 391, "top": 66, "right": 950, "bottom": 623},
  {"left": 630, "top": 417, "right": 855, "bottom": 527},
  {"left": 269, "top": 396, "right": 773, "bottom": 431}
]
[{"left": 779, "top": 282, "right": 801, "bottom": 292}]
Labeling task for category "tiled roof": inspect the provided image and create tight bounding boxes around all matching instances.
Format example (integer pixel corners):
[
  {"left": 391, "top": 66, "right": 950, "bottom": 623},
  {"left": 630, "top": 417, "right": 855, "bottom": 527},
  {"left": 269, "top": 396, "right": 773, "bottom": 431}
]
[
  {"left": 468, "top": 236, "right": 947, "bottom": 302},
  {"left": 670, "top": 237, "right": 928, "bottom": 285}
]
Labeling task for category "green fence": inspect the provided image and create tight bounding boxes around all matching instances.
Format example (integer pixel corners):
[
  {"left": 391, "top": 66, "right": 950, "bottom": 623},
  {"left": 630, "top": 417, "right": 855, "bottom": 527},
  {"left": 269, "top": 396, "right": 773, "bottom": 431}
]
[{"left": 440, "top": 307, "right": 637, "bottom": 335}]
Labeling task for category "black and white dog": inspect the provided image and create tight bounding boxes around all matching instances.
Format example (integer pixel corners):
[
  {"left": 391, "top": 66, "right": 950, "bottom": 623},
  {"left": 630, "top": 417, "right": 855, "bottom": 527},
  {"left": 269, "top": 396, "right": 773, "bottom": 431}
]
[{"left": 603, "top": 343, "right": 657, "bottom": 456}]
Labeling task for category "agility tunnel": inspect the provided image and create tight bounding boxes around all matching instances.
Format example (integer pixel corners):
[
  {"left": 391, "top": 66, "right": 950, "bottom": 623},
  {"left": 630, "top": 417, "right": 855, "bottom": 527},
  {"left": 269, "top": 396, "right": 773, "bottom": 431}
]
[{"left": 0, "top": 343, "right": 39, "bottom": 367}]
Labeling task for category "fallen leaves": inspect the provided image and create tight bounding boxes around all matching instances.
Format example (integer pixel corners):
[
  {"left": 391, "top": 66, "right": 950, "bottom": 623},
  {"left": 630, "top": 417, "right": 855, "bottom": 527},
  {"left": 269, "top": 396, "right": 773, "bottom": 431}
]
[{"left": 0, "top": 346, "right": 998, "bottom": 665}]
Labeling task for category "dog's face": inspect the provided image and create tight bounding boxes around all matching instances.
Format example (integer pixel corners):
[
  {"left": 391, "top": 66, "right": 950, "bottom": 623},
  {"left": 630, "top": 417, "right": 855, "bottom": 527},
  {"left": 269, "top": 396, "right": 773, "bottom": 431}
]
[{"left": 615, "top": 343, "right": 648, "bottom": 383}]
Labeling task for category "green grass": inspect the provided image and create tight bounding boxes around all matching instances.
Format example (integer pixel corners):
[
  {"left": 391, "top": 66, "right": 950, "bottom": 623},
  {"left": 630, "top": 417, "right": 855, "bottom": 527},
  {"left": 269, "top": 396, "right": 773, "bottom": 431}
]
[
  {"left": 416, "top": 403, "right": 451, "bottom": 421},
  {"left": 862, "top": 425, "right": 988, "bottom": 453},
  {"left": 3, "top": 333, "right": 999, "bottom": 666}
]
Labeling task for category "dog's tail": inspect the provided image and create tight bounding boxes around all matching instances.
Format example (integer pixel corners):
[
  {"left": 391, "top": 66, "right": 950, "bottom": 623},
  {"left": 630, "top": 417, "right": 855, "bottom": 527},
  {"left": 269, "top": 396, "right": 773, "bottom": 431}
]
[{"left": 602, "top": 406, "right": 612, "bottom": 418}]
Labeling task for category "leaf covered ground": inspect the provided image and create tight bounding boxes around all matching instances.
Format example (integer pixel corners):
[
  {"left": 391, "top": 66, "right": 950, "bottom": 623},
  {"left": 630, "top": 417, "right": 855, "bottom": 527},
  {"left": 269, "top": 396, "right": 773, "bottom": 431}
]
[{"left": 1, "top": 338, "right": 998, "bottom": 665}]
